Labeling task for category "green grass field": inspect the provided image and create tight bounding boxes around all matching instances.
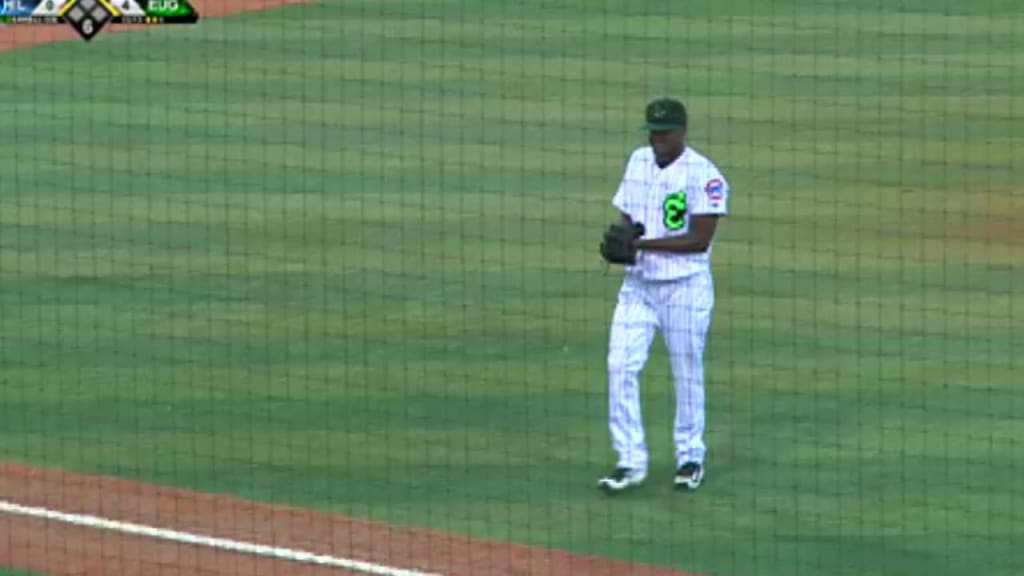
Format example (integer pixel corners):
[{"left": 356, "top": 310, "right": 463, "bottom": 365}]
[{"left": 0, "top": 1, "right": 1021, "bottom": 575}]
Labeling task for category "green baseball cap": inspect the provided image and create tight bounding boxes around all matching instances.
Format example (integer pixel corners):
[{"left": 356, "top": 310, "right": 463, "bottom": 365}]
[{"left": 642, "top": 97, "right": 687, "bottom": 131}]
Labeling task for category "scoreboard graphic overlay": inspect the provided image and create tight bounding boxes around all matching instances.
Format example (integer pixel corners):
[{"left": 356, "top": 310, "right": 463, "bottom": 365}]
[{"left": 0, "top": 0, "right": 198, "bottom": 41}]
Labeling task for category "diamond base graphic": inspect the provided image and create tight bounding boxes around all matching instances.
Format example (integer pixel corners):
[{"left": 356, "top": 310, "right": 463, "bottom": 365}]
[
  {"left": 59, "top": 0, "right": 116, "bottom": 41},
  {"left": 60, "top": 0, "right": 113, "bottom": 39}
]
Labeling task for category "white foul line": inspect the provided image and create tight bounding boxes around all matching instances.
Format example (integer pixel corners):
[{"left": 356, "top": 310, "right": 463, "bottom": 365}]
[{"left": 0, "top": 500, "right": 444, "bottom": 576}]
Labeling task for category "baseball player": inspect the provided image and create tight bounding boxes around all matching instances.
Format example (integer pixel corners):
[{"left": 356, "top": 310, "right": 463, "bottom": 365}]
[{"left": 597, "top": 97, "right": 729, "bottom": 493}]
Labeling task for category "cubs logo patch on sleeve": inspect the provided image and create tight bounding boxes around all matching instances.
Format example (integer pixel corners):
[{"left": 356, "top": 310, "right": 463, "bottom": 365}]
[{"left": 705, "top": 178, "right": 724, "bottom": 201}]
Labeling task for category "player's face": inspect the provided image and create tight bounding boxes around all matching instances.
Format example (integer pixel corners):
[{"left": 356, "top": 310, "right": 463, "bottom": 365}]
[{"left": 649, "top": 127, "right": 685, "bottom": 165}]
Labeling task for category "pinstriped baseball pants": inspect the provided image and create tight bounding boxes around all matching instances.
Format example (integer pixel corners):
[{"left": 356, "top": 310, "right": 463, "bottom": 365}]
[{"left": 607, "top": 269, "right": 714, "bottom": 472}]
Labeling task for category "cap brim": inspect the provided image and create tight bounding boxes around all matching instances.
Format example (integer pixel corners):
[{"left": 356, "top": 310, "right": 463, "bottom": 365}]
[{"left": 642, "top": 122, "right": 682, "bottom": 131}]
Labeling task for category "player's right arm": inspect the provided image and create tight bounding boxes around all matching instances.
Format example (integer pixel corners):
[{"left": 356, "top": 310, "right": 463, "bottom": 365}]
[{"left": 611, "top": 150, "right": 639, "bottom": 226}]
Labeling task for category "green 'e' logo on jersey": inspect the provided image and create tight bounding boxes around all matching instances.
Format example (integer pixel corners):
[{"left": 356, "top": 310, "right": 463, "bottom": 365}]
[{"left": 663, "top": 191, "right": 688, "bottom": 230}]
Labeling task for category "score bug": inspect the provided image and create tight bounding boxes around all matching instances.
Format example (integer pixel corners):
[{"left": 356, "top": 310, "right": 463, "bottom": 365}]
[{"left": 5, "top": 0, "right": 200, "bottom": 40}]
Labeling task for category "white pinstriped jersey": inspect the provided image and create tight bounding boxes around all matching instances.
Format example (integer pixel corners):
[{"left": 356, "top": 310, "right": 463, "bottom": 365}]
[{"left": 612, "top": 146, "right": 730, "bottom": 281}]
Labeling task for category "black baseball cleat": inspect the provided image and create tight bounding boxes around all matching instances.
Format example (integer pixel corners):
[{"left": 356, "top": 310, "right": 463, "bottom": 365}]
[
  {"left": 673, "top": 462, "right": 704, "bottom": 491},
  {"left": 597, "top": 467, "right": 646, "bottom": 493}
]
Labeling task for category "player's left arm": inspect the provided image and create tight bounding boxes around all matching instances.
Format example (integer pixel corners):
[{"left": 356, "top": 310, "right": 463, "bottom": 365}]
[{"left": 636, "top": 173, "right": 729, "bottom": 254}]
